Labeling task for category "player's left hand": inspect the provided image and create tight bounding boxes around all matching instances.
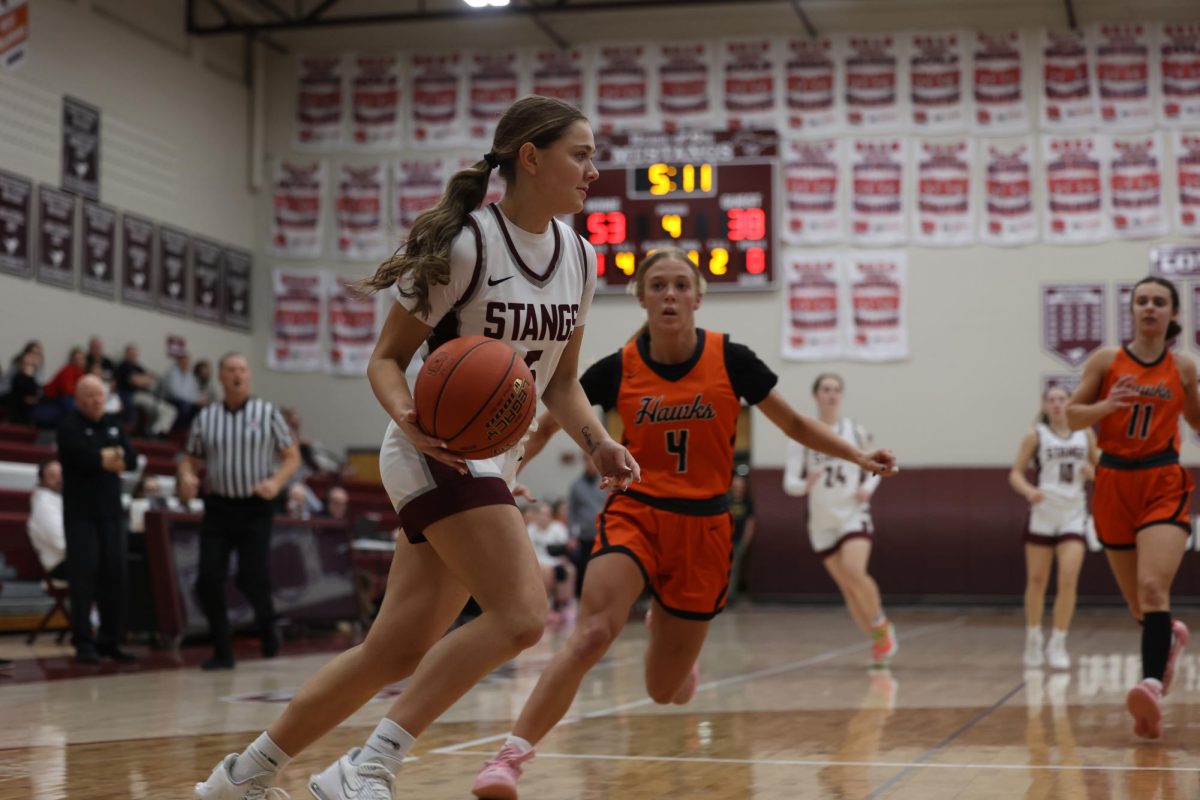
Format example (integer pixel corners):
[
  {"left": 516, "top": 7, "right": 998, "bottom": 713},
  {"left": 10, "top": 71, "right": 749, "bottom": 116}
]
[
  {"left": 859, "top": 448, "right": 898, "bottom": 477},
  {"left": 854, "top": 487, "right": 873, "bottom": 503},
  {"left": 1080, "top": 463, "right": 1095, "bottom": 481},
  {"left": 593, "top": 439, "right": 641, "bottom": 492}
]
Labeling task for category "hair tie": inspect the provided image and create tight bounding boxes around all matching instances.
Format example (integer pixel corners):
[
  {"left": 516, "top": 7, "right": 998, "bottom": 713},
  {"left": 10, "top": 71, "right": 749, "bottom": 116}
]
[{"left": 483, "top": 152, "right": 499, "bottom": 169}]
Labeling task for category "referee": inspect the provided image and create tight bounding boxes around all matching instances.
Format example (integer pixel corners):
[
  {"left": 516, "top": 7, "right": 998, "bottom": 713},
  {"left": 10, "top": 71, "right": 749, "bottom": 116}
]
[{"left": 178, "top": 353, "right": 299, "bottom": 671}]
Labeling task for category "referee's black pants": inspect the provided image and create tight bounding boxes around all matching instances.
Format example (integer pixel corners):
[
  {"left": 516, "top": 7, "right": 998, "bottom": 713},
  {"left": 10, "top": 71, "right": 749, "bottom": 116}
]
[
  {"left": 196, "top": 495, "right": 275, "bottom": 659},
  {"left": 64, "top": 513, "right": 127, "bottom": 655}
]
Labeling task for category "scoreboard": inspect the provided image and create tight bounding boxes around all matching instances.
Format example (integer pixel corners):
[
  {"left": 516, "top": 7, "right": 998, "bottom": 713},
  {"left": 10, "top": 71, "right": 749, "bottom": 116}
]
[{"left": 575, "top": 129, "right": 777, "bottom": 293}]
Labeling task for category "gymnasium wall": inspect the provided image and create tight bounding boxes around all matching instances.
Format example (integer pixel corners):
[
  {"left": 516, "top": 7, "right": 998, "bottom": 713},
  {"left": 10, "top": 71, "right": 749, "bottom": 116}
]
[{"left": 0, "top": 0, "right": 254, "bottom": 379}]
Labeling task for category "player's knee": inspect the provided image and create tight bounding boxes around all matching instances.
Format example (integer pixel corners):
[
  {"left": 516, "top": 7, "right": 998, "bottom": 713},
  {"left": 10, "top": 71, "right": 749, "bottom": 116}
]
[
  {"left": 569, "top": 618, "right": 615, "bottom": 663},
  {"left": 498, "top": 606, "right": 546, "bottom": 652},
  {"left": 1026, "top": 572, "right": 1049, "bottom": 592},
  {"left": 1137, "top": 577, "right": 1169, "bottom": 609}
]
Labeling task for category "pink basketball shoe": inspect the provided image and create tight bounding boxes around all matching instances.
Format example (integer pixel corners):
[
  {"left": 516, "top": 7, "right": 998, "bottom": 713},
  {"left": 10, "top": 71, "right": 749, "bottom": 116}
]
[
  {"left": 1126, "top": 679, "right": 1164, "bottom": 739},
  {"left": 471, "top": 743, "right": 534, "bottom": 800}
]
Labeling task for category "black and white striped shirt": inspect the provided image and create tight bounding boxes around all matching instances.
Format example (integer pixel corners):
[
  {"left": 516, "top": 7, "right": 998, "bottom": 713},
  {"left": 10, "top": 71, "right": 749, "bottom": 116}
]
[{"left": 186, "top": 397, "right": 294, "bottom": 498}]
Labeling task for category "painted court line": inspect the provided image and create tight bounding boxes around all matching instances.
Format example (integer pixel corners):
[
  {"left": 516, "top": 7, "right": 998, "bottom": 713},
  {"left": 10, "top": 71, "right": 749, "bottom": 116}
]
[{"left": 430, "top": 618, "right": 962, "bottom": 755}]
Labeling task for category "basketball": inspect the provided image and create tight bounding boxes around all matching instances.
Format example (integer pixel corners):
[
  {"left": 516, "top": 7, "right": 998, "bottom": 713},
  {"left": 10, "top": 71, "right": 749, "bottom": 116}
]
[{"left": 412, "top": 336, "right": 537, "bottom": 459}]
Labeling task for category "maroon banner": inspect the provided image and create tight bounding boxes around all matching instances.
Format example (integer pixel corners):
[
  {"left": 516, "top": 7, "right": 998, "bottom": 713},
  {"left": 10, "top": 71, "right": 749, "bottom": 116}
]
[
  {"left": 121, "top": 213, "right": 155, "bottom": 309},
  {"left": 62, "top": 96, "right": 100, "bottom": 200},
  {"left": 295, "top": 55, "right": 344, "bottom": 148},
  {"left": 0, "top": 169, "right": 32, "bottom": 277},
  {"left": 157, "top": 226, "right": 190, "bottom": 316},
  {"left": 36, "top": 185, "right": 76, "bottom": 289},
  {"left": 530, "top": 47, "right": 585, "bottom": 109},
  {"left": 466, "top": 50, "right": 521, "bottom": 146},
  {"left": 1151, "top": 244, "right": 1200, "bottom": 278},
  {"left": 191, "top": 238, "right": 223, "bottom": 324},
  {"left": 80, "top": 201, "right": 116, "bottom": 299},
  {"left": 222, "top": 247, "right": 252, "bottom": 330},
  {"left": 1042, "top": 283, "right": 1106, "bottom": 367},
  {"left": 593, "top": 44, "right": 652, "bottom": 132},
  {"left": 349, "top": 55, "right": 401, "bottom": 148}
]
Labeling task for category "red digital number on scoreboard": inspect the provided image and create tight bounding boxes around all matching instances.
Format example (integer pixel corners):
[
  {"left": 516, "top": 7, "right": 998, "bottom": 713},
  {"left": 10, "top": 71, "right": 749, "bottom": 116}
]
[
  {"left": 726, "top": 208, "right": 766, "bottom": 242},
  {"left": 586, "top": 212, "right": 627, "bottom": 245}
]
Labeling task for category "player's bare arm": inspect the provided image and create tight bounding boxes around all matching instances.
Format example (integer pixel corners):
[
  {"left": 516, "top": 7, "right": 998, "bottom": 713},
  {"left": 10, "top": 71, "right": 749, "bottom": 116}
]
[
  {"left": 756, "top": 390, "right": 897, "bottom": 476},
  {"left": 1176, "top": 354, "right": 1200, "bottom": 432},
  {"left": 1066, "top": 347, "right": 1131, "bottom": 430}
]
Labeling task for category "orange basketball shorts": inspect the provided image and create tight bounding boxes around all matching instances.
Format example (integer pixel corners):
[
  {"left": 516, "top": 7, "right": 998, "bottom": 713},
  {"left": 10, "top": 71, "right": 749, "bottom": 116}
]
[
  {"left": 592, "top": 491, "right": 733, "bottom": 621},
  {"left": 1092, "top": 463, "right": 1193, "bottom": 550}
]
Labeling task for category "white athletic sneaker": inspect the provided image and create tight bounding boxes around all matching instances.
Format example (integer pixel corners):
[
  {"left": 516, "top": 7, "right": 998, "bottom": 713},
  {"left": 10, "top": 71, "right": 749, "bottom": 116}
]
[
  {"left": 1023, "top": 628, "right": 1044, "bottom": 668},
  {"left": 194, "top": 753, "right": 290, "bottom": 800},
  {"left": 1045, "top": 635, "right": 1070, "bottom": 670},
  {"left": 308, "top": 748, "right": 395, "bottom": 800}
]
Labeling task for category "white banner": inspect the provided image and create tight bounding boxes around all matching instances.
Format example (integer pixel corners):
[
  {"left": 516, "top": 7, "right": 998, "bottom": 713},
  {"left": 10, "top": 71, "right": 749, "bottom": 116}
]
[
  {"left": 842, "top": 35, "right": 905, "bottom": 131},
  {"left": 781, "top": 254, "right": 843, "bottom": 361},
  {"left": 530, "top": 47, "right": 587, "bottom": 110},
  {"left": 590, "top": 43, "right": 657, "bottom": 134},
  {"left": 392, "top": 158, "right": 448, "bottom": 241},
  {"left": 1106, "top": 132, "right": 1168, "bottom": 238},
  {"left": 349, "top": 55, "right": 402, "bottom": 149},
  {"left": 1091, "top": 23, "right": 1156, "bottom": 131},
  {"left": 295, "top": 55, "right": 345, "bottom": 149},
  {"left": 846, "top": 251, "right": 908, "bottom": 362},
  {"left": 269, "top": 268, "right": 325, "bottom": 373},
  {"left": 972, "top": 31, "right": 1029, "bottom": 134},
  {"left": 1043, "top": 135, "right": 1109, "bottom": 244},
  {"left": 325, "top": 277, "right": 379, "bottom": 376},
  {"left": 913, "top": 138, "right": 975, "bottom": 246},
  {"left": 466, "top": 50, "right": 524, "bottom": 148},
  {"left": 409, "top": 53, "right": 465, "bottom": 147},
  {"left": 721, "top": 38, "right": 780, "bottom": 131},
  {"left": 782, "top": 138, "right": 844, "bottom": 244},
  {"left": 335, "top": 163, "right": 388, "bottom": 261},
  {"left": 657, "top": 40, "right": 717, "bottom": 130},
  {"left": 908, "top": 32, "right": 969, "bottom": 132},
  {"left": 1041, "top": 29, "right": 1097, "bottom": 130},
  {"left": 269, "top": 161, "right": 325, "bottom": 258},
  {"left": 1176, "top": 132, "right": 1200, "bottom": 234},
  {"left": 1158, "top": 24, "right": 1200, "bottom": 127},
  {"left": 850, "top": 138, "right": 907, "bottom": 245},
  {"left": 980, "top": 137, "right": 1038, "bottom": 245},
  {"left": 782, "top": 37, "right": 840, "bottom": 135}
]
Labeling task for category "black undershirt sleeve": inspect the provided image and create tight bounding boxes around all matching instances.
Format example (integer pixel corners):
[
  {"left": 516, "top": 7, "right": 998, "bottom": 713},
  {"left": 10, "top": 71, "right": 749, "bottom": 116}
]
[
  {"left": 578, "top": 351, "right": 623, "bottom": 411},
  {"left": 724, "top": 335, "right": 778, "bottom": 405}
]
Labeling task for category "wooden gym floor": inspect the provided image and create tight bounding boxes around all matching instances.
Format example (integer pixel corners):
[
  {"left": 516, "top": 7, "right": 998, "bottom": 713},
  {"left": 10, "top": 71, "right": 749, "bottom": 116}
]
[{"left": 0, "top": 606, "right": 1197, "bottom": 799}]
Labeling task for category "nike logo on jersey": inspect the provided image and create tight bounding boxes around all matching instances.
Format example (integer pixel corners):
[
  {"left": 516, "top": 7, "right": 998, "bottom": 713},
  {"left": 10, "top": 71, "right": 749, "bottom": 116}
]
[
  {"left": 487, "top": 275, "right": 515, "bottom": 286},
  {"left": 633, "top": 394, "right": 717, "bottom": 425},
  {"left": 484, "top": 301, "right": 579, "bottom": 342}
]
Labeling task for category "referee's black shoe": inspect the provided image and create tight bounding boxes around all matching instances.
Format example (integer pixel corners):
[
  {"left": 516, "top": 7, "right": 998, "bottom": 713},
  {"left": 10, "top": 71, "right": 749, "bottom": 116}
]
[
  {"left": 98, "top": 645, "right": 137, "bottom": 662},
  {"left": 201, "top": 654, "right": 235, "bottom": 671},
  {"left": 261, "top": 622, "right": 283, "bottom": 659}
]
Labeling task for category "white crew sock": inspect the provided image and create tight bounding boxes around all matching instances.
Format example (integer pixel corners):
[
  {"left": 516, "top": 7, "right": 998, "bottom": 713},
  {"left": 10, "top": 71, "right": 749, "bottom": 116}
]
[
  {"left": 504, "top": 734, "right": 534, "bottom": 755},
  {"left": 353, "top": 718, "right": 415, "bottom": 769},
  {"left": 231, "top": 732, "right": 292, "bottom": 783}
]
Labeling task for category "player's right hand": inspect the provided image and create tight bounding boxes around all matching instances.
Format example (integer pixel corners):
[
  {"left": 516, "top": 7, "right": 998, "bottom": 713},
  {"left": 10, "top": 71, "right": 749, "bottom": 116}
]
[
  {"left": 398, "top": 407, "right": 468, "bottom": 474},
  {"left": 593, "top": 439, "right": 641, "bottom": 492},
  {"left": 1026, "top": 489, "right": 1046, "bottom": 505},
  {"left": 1103, "top": 375, "right": 1140, "bottom": 412},
  {"left": 859, "top": 448, "right": 898, "bottom": 476}
]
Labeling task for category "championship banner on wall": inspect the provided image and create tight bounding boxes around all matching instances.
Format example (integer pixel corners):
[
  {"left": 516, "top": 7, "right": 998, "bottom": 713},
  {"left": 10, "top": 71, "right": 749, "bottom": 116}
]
[
  {"left": 222, "top": 248, "right": 252, "bottom": 330},
  {"left": 295, "top": 55, "right": 345, "bottom": 149},
  {"left": 782, "top": 37, "right": 840, "bottom": 135},
  {"left": 36, "top": 185, "right": 75, "bottom": 289},
  {"left": 980, "top": 137, "right": 1037, "bottom": 245},
  {"left": 1041, "top": 29, "right": 1096, "bottom": 130},
  {"left": 590, "top": 43, "right": 656, "bottom": 134},
  {"left": 1091, "top": 23, "right": 1156, "bottom": 131},
  {"left": 121, "top": 213, "right": 155, "bottom": 309},
  {"left": 0, "top": 169, "right": 32, "bottom": 277},
  {"left": 849, "top": 138, "right": 907, "bottom": 245},
  {"left": 1118, "top": 281, "right": 1180, "bottom": 348},
  {"left": 325, "top": 277, "right": 378, "bottom": 376},
  {"left": 657, "top": 40, "right": 716, "bottom": 131},
  {"left": 1106, "top": 132, "right": 1167, "bottom": 238},
  {"left": 191, "top": 238, "right": 223, "bottom": 324},
  {"left": 62, "top": 96, "right": 100, "bottom": 201},
  {"left": 335, "top": 163, "right": 387, "bottom": 262},
  {"left": 781, "top": 138, "right": 843, "bottom": 244},
  {"left": 842, "top": 35, "right": 905, "bottom": 130},
  {"left": 1151, "top": 244, "right": 1200, "bottom": 277},
  {"left": 912, "top": 138, "right": 974, "bottom": 246},
  {"left": 80, "top": 201, "right": 115, "bottom": 299},
  {"left": 972, "top": 31, "right": 1028, "bottom": 134},
  {"left": 845, "top": 251, "right": 907, "bottom": 362},
  {"left": 392, "top": 158, "right": 447, "bottom": 240},
  {"left": 781, "top": 253, "right": 843, "bottom": 361},
  {"left": 269, "top": 160, "right": 325, "bottom": 259},
  {"left": 1175, "top": 132, "right": 1200, "bottom": 234},
  {"left": 721, "top": 38, "right": 780, "bottom": 131},
  {"left": 466, "top": 50, "right": 523, "bottom": 147},
  {"left": 156, "top": 226, "right": 190, "bottom": 316},
  {"left": 1158, "top": 24, "right": 1200, "bottom": 127},
  {"left": 1042, "top": 135, "right": 1109, "bottom": 244},
  {"left": 1042, "top": 283, "right": 1106, "bottom": 367},
  {"left": 530, "top": 47, "right": 587, "bottom": 110},
  {"left": 0, "top": 0, "right": 29, "bottom": 72},
  {"left": 349, "top": 55, "right": 402, "bottom": 149},
  {"left": 908, "top": 32, "right": 969, "bottom": 132},
  {"left": 269, "top": 268, "right": 324, "bottom": 372},
  {"left": 409, "top": 53, "right": 465, "bottom": 147}
]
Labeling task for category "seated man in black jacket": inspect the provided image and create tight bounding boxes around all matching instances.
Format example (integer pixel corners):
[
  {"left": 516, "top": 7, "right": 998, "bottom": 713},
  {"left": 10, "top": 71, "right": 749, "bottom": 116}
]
[{"left": 57, "top": 375, "right": 138, "bottom": 664}]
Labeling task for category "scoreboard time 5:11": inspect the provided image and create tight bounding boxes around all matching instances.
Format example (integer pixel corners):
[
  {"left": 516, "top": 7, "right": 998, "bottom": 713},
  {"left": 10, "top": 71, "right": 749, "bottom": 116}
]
[{"left": 574, "top": 129, "right": 778, "bottom": 293}]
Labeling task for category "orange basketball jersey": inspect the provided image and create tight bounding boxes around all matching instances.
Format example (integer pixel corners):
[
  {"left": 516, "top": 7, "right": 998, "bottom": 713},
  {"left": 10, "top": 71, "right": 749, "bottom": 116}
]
[
  {"left": 1096, "top": 347, "right": 1185, "bottom": 460},
  {"left": 616, "top": 329, "right": 743, "bottom": 500}
]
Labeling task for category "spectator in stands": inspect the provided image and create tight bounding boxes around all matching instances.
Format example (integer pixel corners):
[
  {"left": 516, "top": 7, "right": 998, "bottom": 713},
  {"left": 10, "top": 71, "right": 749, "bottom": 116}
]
[
  {"left": 282, "top": 406, "right": 342, "bottom": 476},
  {"left": 27, "top": 460, "right": 67, "bottom": 581},
  {"left": 115, "top": 344, "right": 175, "bottom": 436},
  {"left": 0, "top": 339, "right": 42, "bottom": 398},
  {"left": 322, "top": 485, "right": 349, "bottom": 521},
  {"left": 194, "top": 358, "right": 219, "bottom": 406},
  {"left": 285, "top": 482, "right": 317, "bottom": 520},
  {"left": 127, "top": 475, "right": 170, "bottom": 534},
  {"left": 566, "top": 456, "right": 606, "bottom": 592},
  {"left": 163, "top": 351, "right": 204, "bottom": 430},
  {"left": 38, "top": 346, "right": 87, "bottom": 427},
  {"left": 526, "top": 502, "right": 577, "bottom": 627},
  {"left": 58, "top": 375, "right": 138, "bottom": 664},
  {"left": 85, "top": 336, "right": 115, "bottom": 381},
  {"left": 6, "top": 350, "right": 42, "bottom": 426}
]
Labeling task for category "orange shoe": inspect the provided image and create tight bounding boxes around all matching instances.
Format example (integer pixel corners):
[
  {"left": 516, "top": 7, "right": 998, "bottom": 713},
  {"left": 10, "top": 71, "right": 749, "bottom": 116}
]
[
  {"left": 1126, "top": 679, "right": 1164, "bottom": 739},
  {"left": 871, "top": 622, "right": 897, "bottom": 667},
  {"left": 1163, "top": 620, "right": 1189, "bottom": 696}
]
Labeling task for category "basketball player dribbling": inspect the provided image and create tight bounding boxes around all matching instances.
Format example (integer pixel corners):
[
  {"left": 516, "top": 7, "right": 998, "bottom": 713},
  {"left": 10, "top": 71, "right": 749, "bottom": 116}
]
[
  {"left": 1067, "top": 276, "right": 1195, "bottom": 739},
  {"left": 194, "top": 96, "right": 640, "bottom": 800},
  {"left": 1009, "top": 385, "right": 1097, "bottom": 670},
  {"left": 783, "top": 374, "right": 898, "bottom": 667},
  {"left": 470, "top": 249, "right": 897, "bottom": 799}
]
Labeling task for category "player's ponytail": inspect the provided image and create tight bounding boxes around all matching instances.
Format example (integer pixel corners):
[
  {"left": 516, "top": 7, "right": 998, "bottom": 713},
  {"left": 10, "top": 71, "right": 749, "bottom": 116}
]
[
  {"left": 627, "top": 248, "right": 707, "bottom": 343},
  {"left": 1131, "top": 276, "right": 1182, "bottom": 342},
  {"left": 358, "top": 96, "right": 588, "bottom": 316}
]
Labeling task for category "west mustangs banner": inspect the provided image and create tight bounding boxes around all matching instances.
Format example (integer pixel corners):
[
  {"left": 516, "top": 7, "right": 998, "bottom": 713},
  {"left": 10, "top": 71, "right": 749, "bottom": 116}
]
[
  {"left": 295, "top": 55, "right": 345, "bottom": 149},
  {"left": 466, "top": 50, "right": 524, "bottom": 148},
  {"left": 530, "top": 47, "right": 587, "bottom": 110},
  {"left": 972, "top": 31, "right": 1029, "bottom": 134},
  {"left": 350, "top": 55, "right": 403, "bottom": 149},
  {"left": 782, "top": 37, "right": 839, "bottom": 135},
  {"left": 1091, "top": 23, "right": 1156, "bottom": 131},
  {"left": 1176, "top": 132, "right": 1200, "bottom": 235},
  {"left": 912, "top": 138, "right": 974, "bottom": 245},
  {"left": 1042, "top": 135, "right": 1108, "bottom": 243},
  {"left": 409, "top": 53, "right": 465, "bottom": 147},
  {"left": 781, "top": 254, "right": 843, "bottom": 361},
  {"left": 269, "top": 161, "right": 325, "bottom": 259},
  {"left": 326, "top": 277, "right": 379, "bottom": 376},
  {"left": 849, "top": 138, "right": 907, "bottom": 245},
  {"left": 1106, "top": 132, "right": 1167, "bottom": 238},
  {"left": 846, "top": 251, "right": 908, "bottom": 362},
  {"left": 657, "top": 40, "right": 717, "bottom": 130},
  {"left": 980, "top": 137, "right": 1037, "bottom": 245},
  {"left": 269, "top": 268, "right": 325, "bottom": 372},
  {"left": 590, "top": 43, "right": 656, "bottom": 134},
  {"left": 908, "top": 32, "right": 969, "bottom": 132},
  {"left": 781, "top": 138, "right": 844, "bottom": 244},
  {"left": 392, "top": 158, "right": 448, "bottom": 240},
  {"left": 1158, "top": 24, "right": 1200, "bottom": 128},
  {"left": 1041, "top": 29, "right": 1096, "bottom": 130},
  {"left": 843, "top": 35, "right": 905, "bottom": 130},
  {"left": 335, "top": 163, "right": 387, "bottom": 261},
  {"left": 722, "top": 38, "right": 780, "bottom": 131}
]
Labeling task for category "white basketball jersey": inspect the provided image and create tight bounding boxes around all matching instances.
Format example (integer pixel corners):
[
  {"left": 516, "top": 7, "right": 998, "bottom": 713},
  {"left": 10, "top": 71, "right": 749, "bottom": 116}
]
[
  {"left": 397, "top": 203, "right": 595, "bottom": 399},
  {"left": 784, "top": 417, "right": 878, "bottom": 534},
  {"left": 1034, "top": 423, "right": 1088, "bottom": 504}
]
